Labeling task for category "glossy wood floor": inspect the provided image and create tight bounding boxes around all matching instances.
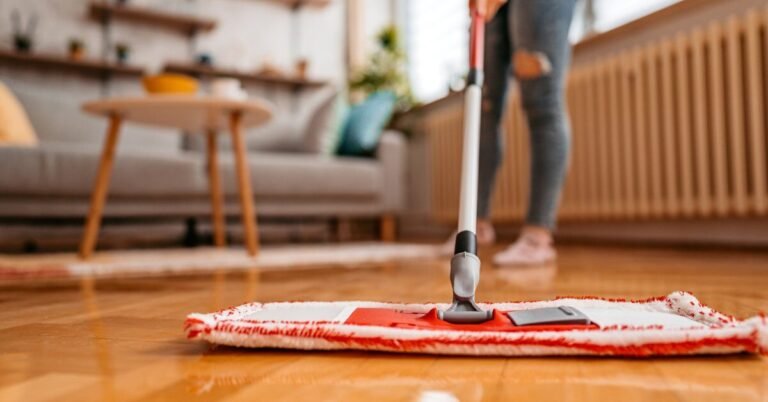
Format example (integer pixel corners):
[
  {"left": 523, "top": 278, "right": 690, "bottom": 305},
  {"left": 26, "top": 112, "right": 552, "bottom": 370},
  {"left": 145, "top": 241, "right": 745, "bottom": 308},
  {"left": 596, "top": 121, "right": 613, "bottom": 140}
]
[{"left": 1, "top": 244, "right": 767, "bottom": 401}]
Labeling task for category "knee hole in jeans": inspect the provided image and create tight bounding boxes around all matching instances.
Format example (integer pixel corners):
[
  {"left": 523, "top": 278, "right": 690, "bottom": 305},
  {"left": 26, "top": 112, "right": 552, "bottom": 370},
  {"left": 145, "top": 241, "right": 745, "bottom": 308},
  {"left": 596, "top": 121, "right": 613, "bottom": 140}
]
[{"left": 513, "top": 50, "right": 552, "bottom": 80}]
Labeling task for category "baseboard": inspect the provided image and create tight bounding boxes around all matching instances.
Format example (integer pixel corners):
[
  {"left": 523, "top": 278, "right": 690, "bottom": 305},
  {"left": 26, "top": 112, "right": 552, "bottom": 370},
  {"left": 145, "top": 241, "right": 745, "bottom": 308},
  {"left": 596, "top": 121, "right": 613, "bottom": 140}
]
[
  {"left": 401, "top": 215, "right": 768, "bottom": 249},
  {"left": 554, "top": 218, "right": 768, "bottom": 249}
]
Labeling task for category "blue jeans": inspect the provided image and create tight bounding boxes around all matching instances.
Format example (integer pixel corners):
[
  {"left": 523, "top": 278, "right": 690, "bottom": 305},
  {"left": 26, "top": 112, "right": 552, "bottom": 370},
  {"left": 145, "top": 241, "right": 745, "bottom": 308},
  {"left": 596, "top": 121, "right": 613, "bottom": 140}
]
[{"left": 478, "top": 0, "right": 577, "bottom": 229}]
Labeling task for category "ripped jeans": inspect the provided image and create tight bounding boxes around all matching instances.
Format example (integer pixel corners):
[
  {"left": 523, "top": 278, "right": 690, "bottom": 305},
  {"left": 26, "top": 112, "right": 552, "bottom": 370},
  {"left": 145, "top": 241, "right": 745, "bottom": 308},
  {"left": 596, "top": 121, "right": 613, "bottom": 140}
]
[{"left": 478, "top": 0, "right": 577, "bottom": 229}]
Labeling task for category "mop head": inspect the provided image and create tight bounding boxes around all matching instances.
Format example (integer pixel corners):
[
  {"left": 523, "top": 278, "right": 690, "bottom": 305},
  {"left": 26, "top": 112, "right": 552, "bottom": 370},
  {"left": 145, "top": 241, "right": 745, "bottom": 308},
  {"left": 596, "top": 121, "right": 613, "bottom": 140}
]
[{"left": 185, "top": 291, "right": 767, "bottom": 357}]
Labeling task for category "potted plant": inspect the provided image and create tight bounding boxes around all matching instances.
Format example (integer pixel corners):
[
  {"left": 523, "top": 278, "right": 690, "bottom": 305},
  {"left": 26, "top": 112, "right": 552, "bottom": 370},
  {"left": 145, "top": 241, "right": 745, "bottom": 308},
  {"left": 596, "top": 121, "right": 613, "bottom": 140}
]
[
  {"left": 114, "top": 43, "right": 130, "bottom": 64},
  {"left": 68, "top": 38, "right": 85, "bottom": 60},
  {"left": 11, "top": 10, "right": 37, "bottom": 53},
  {"left": 348, "top": 25, "right": 415, "bottom": 112}
]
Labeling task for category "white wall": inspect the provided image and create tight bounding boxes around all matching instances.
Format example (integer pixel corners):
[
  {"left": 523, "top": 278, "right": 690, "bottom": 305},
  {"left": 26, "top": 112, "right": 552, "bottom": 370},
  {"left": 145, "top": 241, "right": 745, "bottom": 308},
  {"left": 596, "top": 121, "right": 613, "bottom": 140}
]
[{"left": 0, "top": 0, "right": 347, "bottom": 130}]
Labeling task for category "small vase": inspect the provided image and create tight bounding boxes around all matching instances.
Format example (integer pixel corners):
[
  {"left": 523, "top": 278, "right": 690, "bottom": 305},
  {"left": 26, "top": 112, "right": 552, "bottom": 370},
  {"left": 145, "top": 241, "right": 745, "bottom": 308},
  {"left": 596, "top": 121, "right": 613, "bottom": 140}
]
[
  {"left": 115, "top": 47, "right": 130, "bottom": 64},
  {"left": 14, "top": 35, "right": 32, "bottom": 53}
]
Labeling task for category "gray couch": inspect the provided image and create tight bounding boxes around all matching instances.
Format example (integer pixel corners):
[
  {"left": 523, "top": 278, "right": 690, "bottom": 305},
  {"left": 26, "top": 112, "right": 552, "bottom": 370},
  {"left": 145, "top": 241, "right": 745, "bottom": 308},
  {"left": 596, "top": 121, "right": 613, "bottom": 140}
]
[{"left": 0, "top": 82, "right": 406, "bottom": 243}]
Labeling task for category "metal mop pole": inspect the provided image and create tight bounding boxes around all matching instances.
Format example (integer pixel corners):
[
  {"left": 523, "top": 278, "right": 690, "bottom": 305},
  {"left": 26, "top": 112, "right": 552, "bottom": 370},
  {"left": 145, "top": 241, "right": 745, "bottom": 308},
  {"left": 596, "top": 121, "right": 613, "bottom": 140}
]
[{"left": 439, "top": 6, "right": 494, "bottom": 324}]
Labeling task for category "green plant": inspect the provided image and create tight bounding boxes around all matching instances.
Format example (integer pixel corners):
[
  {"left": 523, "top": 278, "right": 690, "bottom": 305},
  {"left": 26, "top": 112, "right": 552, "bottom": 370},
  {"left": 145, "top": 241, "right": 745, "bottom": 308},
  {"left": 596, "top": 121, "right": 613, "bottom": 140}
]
[{"left": 349, "top": 25, "right": 415, "bottom": 111}]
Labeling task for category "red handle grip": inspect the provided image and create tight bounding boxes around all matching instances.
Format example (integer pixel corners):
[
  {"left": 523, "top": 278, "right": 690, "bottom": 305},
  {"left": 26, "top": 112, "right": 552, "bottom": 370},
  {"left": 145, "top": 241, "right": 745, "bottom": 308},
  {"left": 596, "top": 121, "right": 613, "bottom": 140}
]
[{"left": 469, "top": 10, "right": 485, "bottom": 70}]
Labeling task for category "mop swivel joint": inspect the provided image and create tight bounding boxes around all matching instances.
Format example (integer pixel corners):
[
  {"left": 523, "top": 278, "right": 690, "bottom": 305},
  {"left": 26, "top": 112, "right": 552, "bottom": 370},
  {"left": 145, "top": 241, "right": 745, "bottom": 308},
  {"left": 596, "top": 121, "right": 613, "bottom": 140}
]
[{"left": 438, "top": 249, "right": 494, "bottom": 324}]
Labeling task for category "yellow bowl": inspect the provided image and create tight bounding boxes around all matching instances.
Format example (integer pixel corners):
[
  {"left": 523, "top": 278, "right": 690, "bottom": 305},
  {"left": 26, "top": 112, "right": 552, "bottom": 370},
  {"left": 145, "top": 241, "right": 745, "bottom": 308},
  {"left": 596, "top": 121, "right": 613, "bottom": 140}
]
[{"left": 142, "top": 74, "right": 199, "bottom": 95}]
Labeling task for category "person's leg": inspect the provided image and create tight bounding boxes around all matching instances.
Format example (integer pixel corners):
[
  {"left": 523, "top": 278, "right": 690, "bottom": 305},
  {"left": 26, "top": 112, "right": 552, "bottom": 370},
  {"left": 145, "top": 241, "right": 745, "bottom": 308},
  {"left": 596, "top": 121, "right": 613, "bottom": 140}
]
[
  {"left": 476, "top": 2, "right": 513, "bottom": 243},
  {"left": 494, "top": 0, "right": 576, "bottom": 265}
]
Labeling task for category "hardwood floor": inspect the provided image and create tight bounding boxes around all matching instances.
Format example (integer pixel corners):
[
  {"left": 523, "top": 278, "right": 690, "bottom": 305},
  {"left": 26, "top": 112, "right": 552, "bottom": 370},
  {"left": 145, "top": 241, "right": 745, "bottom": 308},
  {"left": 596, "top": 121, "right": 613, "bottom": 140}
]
[{"left": 0, "top": 244, "right": 766, "bottom": 401}]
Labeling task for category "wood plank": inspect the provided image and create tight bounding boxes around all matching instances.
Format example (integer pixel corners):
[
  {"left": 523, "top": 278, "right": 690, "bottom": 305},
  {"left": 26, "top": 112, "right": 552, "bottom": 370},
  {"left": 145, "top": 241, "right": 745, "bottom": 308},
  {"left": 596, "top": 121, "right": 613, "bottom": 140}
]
[
  {"left": 2, "top": 245, "right": 768, "bottom": 401},
  {"left": 675, "top": 33, "right": 695, "bottom": 216},
  {"left": 744, "top": 9, "right": 767, "bottom": 213},
  {"left": 621, "top": 51, "right": 637, "bottom": 218},
  {"left": 725, "top": 16, "right": 748, "bottom": 215},
  {"left": 572, "top": 69, "right": 587, "bottom": 218},
  {"left": 582, "top": 70, "right": 600, "bottom": 217},
  {"left": 207, "top": 130, "right": 227, "bottom": 248},
  {"left": 595, "top": 62, "right": 612, "bottom": 217},
  {"left": 707, "top": 21, "right": 730, "bottom": 216},
  {"left": 633, "top": 48, "right": 650, "bottom": 218},
  {"left": 164, "top": 62, "right": 327, "bottom": 90},
  {"left": 79, "top": 116, "right": 122, "bottom": 259},
  {"left": 0, "top": 49, "right": 144, "bottom": 77},
  {"left": 88, "top": 2, "right": 216, "bottom": 35},
  {"left": 229, "top": 112, "right": 260, "bottom": 256},
  {"left": 691, "top": 27, "right": 713, "bottom": 216},
  {"left": 608, "top": 57, "right": 624, "bottom": 218},
  {"left": 561, "top": 77, "right": 575, "bottom": 218},
  {"left": 660, "top": 38, "right": 680, "bottom": 217},
  {"left": 646, "top": 44, "right": 664, "bottom": 216}
]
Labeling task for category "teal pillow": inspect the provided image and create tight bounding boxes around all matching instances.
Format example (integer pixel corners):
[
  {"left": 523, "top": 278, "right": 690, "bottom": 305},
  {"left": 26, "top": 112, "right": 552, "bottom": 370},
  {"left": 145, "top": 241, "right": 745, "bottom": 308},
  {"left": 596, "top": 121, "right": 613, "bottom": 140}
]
[{"left": 337, "top": 91, "right": 396, "bottom": 156}]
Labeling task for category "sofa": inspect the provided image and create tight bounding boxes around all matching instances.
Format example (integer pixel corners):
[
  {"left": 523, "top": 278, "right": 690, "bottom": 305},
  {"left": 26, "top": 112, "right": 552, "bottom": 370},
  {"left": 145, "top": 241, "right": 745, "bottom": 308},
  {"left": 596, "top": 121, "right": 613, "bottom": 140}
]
[{"left": 0, "top": 81, "right": 406, "bottom": 245}]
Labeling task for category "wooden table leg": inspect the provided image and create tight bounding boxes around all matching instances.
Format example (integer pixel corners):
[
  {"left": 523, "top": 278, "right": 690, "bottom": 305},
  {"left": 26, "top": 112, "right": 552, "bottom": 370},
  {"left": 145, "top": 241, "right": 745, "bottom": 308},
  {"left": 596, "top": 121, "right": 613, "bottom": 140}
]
[
  {"left": 206, "top": 130, "right": 227, "bottom": 247},
  {"left": 79, "top": 115, "right": 122, "bottom": 259},
  {"left": 229, "top": 112, "right": 260, "bottom": 256}
]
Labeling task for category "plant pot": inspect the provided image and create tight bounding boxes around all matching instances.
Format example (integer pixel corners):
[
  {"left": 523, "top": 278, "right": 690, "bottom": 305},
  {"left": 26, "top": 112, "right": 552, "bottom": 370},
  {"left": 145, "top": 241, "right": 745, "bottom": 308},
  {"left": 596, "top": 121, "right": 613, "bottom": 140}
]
[
  {"left": 14, "top": 35, "right": 32, "bottom": 53},
  {"left": 115, "top": 46, "right": 130, "bottom": 64},
  {"left": 69, "top": 41, "right": 85, "bottom": 60},
  {"left": 295, "top": 58, "right": 309, "bottom": 80}
]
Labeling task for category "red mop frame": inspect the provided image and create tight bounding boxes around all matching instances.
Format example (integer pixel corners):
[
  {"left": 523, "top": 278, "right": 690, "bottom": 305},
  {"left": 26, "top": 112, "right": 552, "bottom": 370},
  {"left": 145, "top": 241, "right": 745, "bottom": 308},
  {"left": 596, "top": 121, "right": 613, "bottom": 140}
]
[{"left": 186, "top": 292, "right": 767, "bottom": 357}]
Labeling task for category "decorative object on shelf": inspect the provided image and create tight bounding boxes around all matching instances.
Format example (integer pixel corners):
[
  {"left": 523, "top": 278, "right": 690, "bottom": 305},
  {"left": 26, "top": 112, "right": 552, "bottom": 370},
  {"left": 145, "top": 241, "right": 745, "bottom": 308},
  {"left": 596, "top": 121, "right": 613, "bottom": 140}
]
[
  {"left": 163, "top": 62, "right": 326, "bottom": 90},
  {"left": 68, "top": 38, "right": 85, "bottom": 60},
  {"left": 142, "top": 73, "right": 199, "bottom": 95},
  {"left": 294, "top": 58, "right": 309, "bottom": 80},
  {"left": 196, "top": 53, "right": 213, "bottom": 66},
  {"left": 11, "top": 9, "right": 38, "bottom": 53},
  {"left": 255, "top": 61, "right": 284, "bottom": 78},
  {"left": 114, "top": 43, "right": 130, "bottom": 64},
  {"left": 210, "top": 78, "right": 247, "bottom": 100},
  {"left": 349, "top": 25, "right": 415, "bottom": 111}
]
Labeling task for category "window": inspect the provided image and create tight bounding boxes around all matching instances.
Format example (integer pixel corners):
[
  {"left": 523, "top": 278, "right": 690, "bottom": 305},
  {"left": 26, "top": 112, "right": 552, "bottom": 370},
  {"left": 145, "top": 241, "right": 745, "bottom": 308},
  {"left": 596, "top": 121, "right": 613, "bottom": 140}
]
[
  {"left": 401, "top": 0, "right": 468, "bottom": 102},
  {"left": 401, "top": 0, "right": 680, "bottom": 103}
]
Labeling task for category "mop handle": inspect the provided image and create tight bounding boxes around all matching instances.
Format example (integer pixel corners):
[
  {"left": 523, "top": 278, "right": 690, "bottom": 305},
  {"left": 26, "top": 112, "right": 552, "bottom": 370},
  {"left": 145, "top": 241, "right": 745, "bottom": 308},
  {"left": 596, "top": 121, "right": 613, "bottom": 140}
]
[{"left": 454, "top": 8, "right": 485, "bottom": 254}]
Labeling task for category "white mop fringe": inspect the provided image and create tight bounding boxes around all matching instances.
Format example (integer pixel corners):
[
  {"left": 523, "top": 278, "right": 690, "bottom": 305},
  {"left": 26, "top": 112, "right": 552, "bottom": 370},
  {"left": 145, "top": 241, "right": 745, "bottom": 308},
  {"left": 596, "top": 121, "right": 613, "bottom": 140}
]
[{"left": 186, "top": 291, "right": 767, "bottom": 357}]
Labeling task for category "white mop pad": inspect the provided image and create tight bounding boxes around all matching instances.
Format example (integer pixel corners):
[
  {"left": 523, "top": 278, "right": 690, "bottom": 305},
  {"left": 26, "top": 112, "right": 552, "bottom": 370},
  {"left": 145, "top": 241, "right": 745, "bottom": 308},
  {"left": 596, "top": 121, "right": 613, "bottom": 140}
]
[{"left": 186, "top": 291, "right": 767, "bottom": 357}]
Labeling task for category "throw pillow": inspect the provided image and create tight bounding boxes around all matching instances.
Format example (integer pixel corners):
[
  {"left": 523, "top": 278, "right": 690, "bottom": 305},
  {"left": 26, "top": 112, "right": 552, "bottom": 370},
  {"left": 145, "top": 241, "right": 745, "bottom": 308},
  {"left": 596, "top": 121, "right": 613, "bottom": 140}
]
[
  {"left": 336, "top": 91, "right": 396, "bottom": 157},
  {"left": 0, "top": 81, "right": 38, "bottom": 147},
  {"left": 302, "top": 88, "right": 338, "bottom": 155}
]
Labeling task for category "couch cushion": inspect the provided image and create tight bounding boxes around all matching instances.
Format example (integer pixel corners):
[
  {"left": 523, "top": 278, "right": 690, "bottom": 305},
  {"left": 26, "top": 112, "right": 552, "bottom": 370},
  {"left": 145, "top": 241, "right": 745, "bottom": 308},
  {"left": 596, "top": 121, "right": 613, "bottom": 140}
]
[
  {"left": 9, "top": 81, "right": 182, "bottom": 153},
  {"left": 0, "top": 81, "right": 38, "bottom": 146},
  {"left": 0, "top": 142, "right": 207, "bottom": 197},
  {"left": 221, "top": 153, "right": 382, "bottom": 198},
  {"left": 302, "top": 87, "right": 338, "bottom": 155},
  {"left": 184, "top": 113, "right": 304, "bottom": 154},
  {"left": 337, "top": 91, "right": 396, "bottom": 157}
]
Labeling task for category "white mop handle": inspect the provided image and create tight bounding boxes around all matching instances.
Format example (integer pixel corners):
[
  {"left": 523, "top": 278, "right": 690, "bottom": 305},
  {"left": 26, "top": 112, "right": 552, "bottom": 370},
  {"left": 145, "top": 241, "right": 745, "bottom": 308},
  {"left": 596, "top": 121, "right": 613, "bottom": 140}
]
[{"left": 457, "top": 84, "right": 482, "bottom": 234}]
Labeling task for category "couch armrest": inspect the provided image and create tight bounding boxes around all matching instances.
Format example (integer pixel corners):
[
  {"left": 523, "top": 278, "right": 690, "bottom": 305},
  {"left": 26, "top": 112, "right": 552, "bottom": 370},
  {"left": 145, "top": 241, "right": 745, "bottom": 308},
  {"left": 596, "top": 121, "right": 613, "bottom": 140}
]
[{"left": 376, "top": 130, "right": 407, "bottom": 213}]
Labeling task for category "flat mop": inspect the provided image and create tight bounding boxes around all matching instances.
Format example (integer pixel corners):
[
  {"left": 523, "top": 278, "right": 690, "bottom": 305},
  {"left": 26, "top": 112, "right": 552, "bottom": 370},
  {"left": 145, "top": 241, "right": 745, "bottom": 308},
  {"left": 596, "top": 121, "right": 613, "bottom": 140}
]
[{"left": 186, "top": 7, "right": 767, "bottom": 357}]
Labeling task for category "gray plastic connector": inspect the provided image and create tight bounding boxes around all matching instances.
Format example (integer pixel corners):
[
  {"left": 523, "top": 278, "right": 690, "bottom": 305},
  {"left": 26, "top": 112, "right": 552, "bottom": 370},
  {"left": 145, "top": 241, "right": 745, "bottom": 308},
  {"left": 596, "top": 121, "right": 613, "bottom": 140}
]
[
  {"left": 438, "top": 252, "right": 494, "bottom": 324},
  {"left": 449, "top": 252, "right": 481, "bottom": 300}
]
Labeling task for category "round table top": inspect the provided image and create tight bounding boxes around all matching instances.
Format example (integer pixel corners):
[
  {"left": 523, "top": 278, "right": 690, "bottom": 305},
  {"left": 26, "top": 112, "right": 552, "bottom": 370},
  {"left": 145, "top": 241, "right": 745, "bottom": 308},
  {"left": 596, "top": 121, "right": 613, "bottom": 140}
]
[{"left": 82, "top": 95, "right": 273, "bottom": 132}]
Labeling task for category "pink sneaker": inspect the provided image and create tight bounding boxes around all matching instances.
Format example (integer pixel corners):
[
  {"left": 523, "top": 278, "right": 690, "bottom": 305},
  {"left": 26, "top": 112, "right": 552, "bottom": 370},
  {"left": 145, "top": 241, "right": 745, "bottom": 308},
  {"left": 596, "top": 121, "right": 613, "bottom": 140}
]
[{"left": 492, "top": 233, "right": 556, "bottom": 267}]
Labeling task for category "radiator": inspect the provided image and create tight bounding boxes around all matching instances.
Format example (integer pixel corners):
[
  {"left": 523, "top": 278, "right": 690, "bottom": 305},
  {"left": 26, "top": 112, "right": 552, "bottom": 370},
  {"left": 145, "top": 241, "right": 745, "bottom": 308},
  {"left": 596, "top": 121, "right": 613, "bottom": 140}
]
[{"left": 424, "top": 6, "right": 768, "bottom": 223}]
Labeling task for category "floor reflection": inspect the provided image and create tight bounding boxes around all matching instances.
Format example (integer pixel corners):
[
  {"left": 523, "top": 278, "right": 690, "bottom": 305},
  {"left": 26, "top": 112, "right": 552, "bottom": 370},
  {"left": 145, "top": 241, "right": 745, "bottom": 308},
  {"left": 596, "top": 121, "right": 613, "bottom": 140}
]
[{"left": 79, "top": 276, "right": 117, "bottom": 402}]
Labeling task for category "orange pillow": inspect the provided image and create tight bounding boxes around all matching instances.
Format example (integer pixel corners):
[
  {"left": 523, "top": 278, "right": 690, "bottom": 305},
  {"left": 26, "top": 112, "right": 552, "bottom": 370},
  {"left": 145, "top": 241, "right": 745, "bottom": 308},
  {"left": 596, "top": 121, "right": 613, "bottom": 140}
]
[{"left": 0, "top": 82, "right": 38, "bottom": 146}]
